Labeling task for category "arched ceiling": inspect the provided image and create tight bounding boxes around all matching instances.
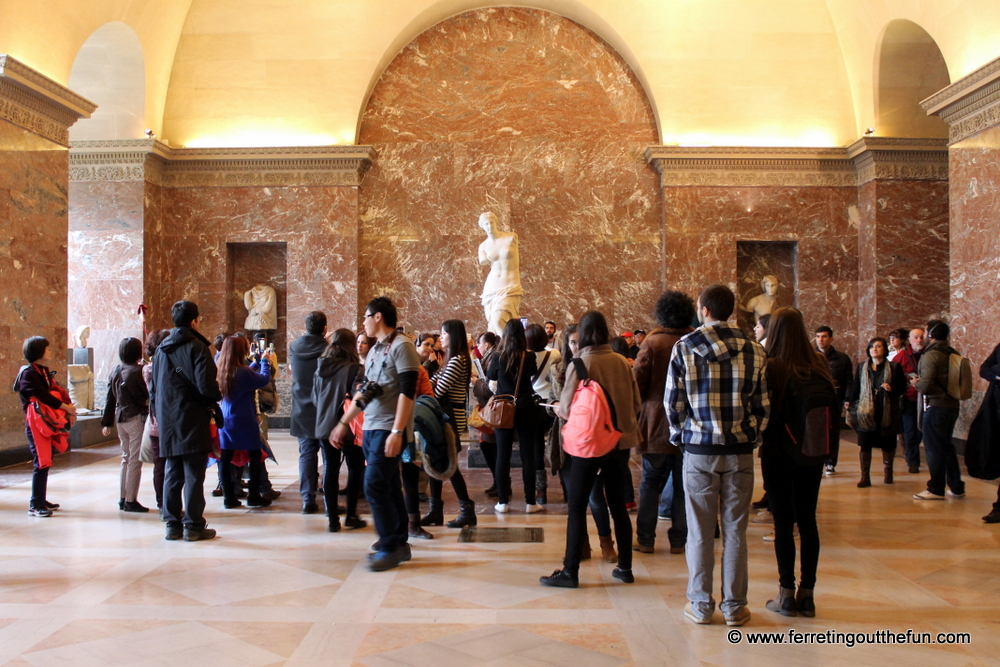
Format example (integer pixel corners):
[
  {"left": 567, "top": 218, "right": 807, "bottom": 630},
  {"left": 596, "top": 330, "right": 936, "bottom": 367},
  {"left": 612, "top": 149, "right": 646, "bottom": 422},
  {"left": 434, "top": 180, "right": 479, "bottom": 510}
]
[
  {"left": 69, "top": 22, "right": 146, "bottom": 141},
  {"left": 1, "top": 1, "right": 1000, "bottom": 147},
  {"left": 875, "top": 19, "right": 949, "bottom": 138}
]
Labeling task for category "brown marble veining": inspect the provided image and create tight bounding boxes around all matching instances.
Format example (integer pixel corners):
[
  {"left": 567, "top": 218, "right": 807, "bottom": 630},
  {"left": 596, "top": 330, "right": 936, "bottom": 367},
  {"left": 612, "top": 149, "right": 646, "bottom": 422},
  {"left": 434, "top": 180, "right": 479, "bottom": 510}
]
[
  {"left": 662, "top": 186, "right": 863, "bottom": 360},
  {"left": 856, "top": 178, "right": 949, "bottom": 348},
  {"left": 949, "top": 124, "right": 1000, "bottom": 438},
  {"left": 358, "top": 7, "right": 661, "bottom": 335},
  {"left": 148, "top": 186, "right": 360, "bottom": 357},
  {"left": 0, "top": 120, "right": 70, "bottom": 454}
]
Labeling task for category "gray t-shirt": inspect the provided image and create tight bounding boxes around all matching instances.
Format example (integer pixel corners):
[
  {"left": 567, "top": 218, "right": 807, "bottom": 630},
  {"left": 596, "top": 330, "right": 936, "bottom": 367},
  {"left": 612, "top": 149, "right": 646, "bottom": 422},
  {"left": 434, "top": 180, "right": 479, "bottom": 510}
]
[{"left": 362, "top": 332, "right": 421, "bottom": 433}]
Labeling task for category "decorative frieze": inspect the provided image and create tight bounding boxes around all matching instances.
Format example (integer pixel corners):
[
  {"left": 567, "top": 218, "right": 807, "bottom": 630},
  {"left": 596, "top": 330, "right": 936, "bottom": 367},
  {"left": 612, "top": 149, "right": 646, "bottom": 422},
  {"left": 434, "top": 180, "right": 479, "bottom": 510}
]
[
  {"left": 70, "top": 141, "right": 375, "bottom": 187},
  {"left": 644, "top": 146, "right": 856, "bottom": 187},
  {"left": 847, "top": 137, "right": 949, "bottom": 185},
  {"left": 922, "top": 55, "right": 1000, "bottom": 145},
  {"left": 0, "top": 55, "right": 95, "bottom": 147}
]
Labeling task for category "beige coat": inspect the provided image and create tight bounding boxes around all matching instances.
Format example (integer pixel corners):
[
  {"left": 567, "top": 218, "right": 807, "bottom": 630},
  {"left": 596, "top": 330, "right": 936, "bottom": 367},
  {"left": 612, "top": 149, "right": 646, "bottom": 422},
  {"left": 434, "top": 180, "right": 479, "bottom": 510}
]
[{"left": 558, "top": 344, "right": 642, "bottom": 450}]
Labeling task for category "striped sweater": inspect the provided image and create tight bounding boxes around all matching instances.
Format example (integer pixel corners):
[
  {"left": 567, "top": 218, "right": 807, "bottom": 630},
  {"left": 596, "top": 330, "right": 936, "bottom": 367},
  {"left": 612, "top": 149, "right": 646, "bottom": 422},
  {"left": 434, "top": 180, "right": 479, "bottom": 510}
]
[{"left": 433, "top": 355, "right": 469, "bottom": 433}]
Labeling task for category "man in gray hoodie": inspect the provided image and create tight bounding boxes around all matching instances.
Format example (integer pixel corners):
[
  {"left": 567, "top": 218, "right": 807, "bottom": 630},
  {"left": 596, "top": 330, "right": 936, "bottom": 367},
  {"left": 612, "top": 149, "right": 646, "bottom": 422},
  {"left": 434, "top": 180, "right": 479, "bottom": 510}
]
[
  {"left": 665, "top": 284, "right": 769, "bottom": 627},
  {"left": 289, "top": 311, "right": 329, "bottom": 514}
]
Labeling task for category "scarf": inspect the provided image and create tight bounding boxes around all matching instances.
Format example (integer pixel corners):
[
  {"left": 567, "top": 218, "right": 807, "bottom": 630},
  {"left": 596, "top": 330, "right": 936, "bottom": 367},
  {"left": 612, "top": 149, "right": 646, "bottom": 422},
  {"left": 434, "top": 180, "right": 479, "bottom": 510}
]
[{"left": 857, "top": 360, "right": 893, "bottom": 432}]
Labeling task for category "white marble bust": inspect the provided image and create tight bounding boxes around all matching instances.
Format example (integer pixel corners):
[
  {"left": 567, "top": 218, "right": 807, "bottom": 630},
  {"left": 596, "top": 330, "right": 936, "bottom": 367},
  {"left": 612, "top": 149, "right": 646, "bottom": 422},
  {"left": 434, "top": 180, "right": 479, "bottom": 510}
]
[
  {"left": 74, "top": 325, "right": 91, "bottom": 349},
  {"left": 244, "top": 284, "right": 277, "bottom": 331},
  {"left": 478, "top": 212, "right": 524, "bottom": 335},
  {"left": 743, "top": 275, "right": 780, "bottom": 321},
  {"left": 67, "top": 364, "right": 94, "bottom": 412}
]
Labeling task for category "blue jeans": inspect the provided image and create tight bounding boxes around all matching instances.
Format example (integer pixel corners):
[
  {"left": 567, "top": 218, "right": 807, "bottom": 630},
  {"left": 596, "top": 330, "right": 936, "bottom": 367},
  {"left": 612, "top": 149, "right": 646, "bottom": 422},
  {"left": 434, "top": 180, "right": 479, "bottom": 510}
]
[
  {"left": 362, "top": 430, "right": 408, "bottom": 552},
  {"left": 683, "top": 453, "right": 754, "bottom": 617},
  {"left": 298, "top": 437, "right": 327, "bottom": 502},
  {"left": 636, "top": 453, "right": 687, "bottom": 548},
  {"left": 922, "top": 406, "right": 963, "bottom": 496}
]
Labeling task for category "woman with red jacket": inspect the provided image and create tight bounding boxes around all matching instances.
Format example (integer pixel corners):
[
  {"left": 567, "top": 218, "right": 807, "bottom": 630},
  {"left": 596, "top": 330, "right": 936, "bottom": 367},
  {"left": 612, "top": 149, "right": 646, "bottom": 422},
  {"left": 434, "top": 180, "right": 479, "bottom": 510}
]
[{"left": 16, "top": 336, "right": 77, "bottom": 517}]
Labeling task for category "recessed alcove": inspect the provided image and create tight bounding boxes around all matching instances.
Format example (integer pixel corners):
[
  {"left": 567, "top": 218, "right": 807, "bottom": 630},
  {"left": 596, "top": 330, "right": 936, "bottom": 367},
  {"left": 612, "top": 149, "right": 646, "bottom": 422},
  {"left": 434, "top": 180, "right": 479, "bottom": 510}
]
[
  {"left": 736, "top": 241, "right": 798, "bottom": 333},
  {"left": 227, "top": 242, "right": 288, "bottom": 360}
]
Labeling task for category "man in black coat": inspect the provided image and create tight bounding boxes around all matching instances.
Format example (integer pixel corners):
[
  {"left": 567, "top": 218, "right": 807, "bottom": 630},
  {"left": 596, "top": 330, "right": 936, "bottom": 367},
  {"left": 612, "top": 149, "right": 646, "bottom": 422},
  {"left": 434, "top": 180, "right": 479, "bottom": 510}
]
[
  {"left": 150, "top": 300, "right": 222, "bottom": 541},
  {"left": 815, "top": 325, "right": 853, "bottom": 475},
  {"left": 289, "top": 311, "right": 329, "bottom": 514}
]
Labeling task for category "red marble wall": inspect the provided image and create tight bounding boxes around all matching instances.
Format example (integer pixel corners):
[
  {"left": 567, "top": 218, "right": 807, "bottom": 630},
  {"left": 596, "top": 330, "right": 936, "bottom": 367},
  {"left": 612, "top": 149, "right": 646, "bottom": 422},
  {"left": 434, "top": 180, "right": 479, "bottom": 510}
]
[
  {"left": 358, "top": 7, "right": 661, "bottom": 336},
  {"left": 662, "top": 186, "right": 863, "bottom": 360},
  {"left": 949, "top": 124, "right": 1000, "bottom": 438},
  {"left": 68, "top": 180, "right": 147, "bottom": 382},
  {"left": 0, "top": 120, "right": 70, "bottom": 454},
  {"left": 148, "top": 185, "right": 360, "bottom": 356},
  {"left": 856, "top": 178, "right": 949, "bottom": 347}
]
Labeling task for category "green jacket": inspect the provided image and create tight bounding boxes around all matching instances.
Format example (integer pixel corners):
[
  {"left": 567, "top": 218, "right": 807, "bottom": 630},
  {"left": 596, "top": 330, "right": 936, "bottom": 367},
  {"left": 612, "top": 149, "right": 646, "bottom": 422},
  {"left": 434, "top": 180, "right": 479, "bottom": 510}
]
[{"left": 916, "top": 341, "right": 960, "bottom": 409}]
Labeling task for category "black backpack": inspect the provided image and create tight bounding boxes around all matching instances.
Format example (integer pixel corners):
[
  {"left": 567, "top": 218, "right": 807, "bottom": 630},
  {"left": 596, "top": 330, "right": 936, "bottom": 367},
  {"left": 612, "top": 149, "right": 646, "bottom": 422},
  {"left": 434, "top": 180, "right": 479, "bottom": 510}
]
[{"left": 780, "top": 370, "right": 840, "bottom": 466}]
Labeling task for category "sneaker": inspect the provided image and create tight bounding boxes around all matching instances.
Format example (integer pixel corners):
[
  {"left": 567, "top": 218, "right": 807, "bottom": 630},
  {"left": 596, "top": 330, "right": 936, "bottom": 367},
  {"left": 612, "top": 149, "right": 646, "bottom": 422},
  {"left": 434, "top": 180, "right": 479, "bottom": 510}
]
[
  {"left": 526, "top": 503, "right": 545, "bottom": 514},
  {"left": 632, "top": 543, "right": 654, "bottom": 554},
  {"left": 122, "top": 501, "right": 150, "bottom": 513},
  {"left": 657, "top": 514, "right": 671, "bottom": 521},
  {"left": 612, "top": 568, "right": 634, "bottom": 583},
  {"left": 913, "top": 490, "right": 945, "bottom": 500},
  {"left": 724, "top": 606, "right": 751, "bottom": 627},
  {"left": 44, "top": 501, "right": 60, "bottom": 510},
  {"left": 494, "top": 503, "right": 509, "bottom": 514},
  {"left": 683, "top": 602, "right": 712, "bottom": 625},
  {"left": 982, "top": 510, "right": 1000, "bottom": 524},
  {"left": 946, "top": 489, "right": 966, "bottom": 499},
  {"left": 824, "top": 464, "right": 836, "bottom": 476},
  {"left": 539, "top": 569, "right": 579, "bottom": 588},
  {"left": 28, "top": 506, "right": 52, "bottom": 517},
  {"left": 165, "top": 525, "right": 183, "bottom": 540},
  {"left": 751, "top": 510, "right": 773, "bottom": 524},
  {"left": 302, "top": 501, "right": 319, "bottom": 514},
  {"left": 183, "top": 526, "right": 217, "bottom": 541}
]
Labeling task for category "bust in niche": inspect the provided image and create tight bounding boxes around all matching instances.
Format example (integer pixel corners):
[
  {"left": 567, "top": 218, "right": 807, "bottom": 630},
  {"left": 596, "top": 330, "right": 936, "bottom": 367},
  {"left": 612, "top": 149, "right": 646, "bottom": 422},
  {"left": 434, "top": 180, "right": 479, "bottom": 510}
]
[
  {"left": 478, "top": 211, "right": 524, "bottom": 335},
  {"left": 742, "top": 275, "right": 780, "bottom": 321},
  {"left": 74, "top": 325, "right": 91, "bottom": 349},
  {"left": 244, "top": 284, "right": 277, "bottom": 331}
]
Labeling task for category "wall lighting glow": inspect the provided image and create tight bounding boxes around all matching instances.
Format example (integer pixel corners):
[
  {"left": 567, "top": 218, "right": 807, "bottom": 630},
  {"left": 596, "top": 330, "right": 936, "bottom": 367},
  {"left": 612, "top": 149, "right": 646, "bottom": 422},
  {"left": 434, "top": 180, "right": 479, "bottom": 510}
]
[
  {"left": 183, "top": 130, "right": 346, "bottom": 148},
  {"left": 672, "top": 130, "right": 838, "bottom": 148}
]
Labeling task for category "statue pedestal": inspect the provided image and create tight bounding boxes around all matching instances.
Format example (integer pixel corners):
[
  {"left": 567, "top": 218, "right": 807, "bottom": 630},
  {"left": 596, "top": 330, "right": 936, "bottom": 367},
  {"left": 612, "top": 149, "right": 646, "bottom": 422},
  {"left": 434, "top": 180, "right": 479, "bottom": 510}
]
[{"left": 69, "top": 347, "right": 94, "bottom": 371}]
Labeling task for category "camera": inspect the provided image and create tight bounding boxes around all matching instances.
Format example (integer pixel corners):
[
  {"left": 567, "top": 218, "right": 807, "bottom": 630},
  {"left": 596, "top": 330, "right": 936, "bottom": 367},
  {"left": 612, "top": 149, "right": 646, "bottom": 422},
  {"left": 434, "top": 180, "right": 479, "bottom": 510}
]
[{"left": 355, "top": 379, "right": 383, "bottom": 410}]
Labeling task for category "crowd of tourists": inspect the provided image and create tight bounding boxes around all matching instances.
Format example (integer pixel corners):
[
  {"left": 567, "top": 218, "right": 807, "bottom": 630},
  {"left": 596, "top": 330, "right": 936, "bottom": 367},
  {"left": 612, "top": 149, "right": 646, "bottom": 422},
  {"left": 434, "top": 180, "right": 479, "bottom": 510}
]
[{"left": 15, "top": 285, "right": 1000, "bottom": 627}]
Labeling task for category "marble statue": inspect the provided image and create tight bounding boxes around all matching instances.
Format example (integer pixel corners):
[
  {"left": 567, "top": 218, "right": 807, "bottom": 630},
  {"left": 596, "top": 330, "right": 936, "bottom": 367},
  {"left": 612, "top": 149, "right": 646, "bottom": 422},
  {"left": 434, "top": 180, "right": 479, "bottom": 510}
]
[
  {"left": 742, "top": 274, "right": 780, "bottom": 321},
  {"left": 67, "top": 364, "right": 95, "bottom": 413},
  {"left": 244, "top": 284, "right": 277, "bottom": 331},
  {"left": 478, "top": 211, "right": 524, "bottom": 335},
  {"left": 74, "top": 325, "right": 91, "bottom": 349}
]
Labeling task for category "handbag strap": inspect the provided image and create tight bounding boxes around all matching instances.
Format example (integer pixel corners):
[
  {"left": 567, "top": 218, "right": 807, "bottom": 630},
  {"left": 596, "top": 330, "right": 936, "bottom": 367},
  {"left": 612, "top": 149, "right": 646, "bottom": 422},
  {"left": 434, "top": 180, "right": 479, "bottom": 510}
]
[
  {"left": 531, "top": 351, "right": 551, "bottom": 384},
  {"left": 513, "top": 352, "right": 526, "bottom": 399},
  {"left": 572, "top": 357, "right": 589, "bottom": 381}
]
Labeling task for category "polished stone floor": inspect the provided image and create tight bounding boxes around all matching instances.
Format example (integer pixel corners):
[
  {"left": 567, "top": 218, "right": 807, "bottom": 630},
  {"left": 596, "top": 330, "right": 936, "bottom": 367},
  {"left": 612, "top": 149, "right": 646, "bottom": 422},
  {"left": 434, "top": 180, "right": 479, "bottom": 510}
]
[{"left": 1, "top": 431, "right": 999, "bottom": 666}]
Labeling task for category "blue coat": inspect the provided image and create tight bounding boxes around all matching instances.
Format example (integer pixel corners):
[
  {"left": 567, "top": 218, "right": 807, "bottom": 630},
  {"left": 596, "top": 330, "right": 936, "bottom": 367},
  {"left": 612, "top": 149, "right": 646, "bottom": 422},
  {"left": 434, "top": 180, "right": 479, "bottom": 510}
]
[{"left": 219, "top": 362, "right": 271, "bottom": 451}]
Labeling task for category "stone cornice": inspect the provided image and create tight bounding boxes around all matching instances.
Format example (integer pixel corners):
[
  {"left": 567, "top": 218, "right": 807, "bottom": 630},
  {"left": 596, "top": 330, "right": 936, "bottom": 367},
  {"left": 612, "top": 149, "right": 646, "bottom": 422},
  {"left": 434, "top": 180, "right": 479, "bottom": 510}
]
[
  {"left": 921, "top": 55, "right": 1000, "bottom": 144},
  {"left": 0, "top": 55, "right": 96, "bottom": 147},
  {"left": 644, "top": 146, "right": 857, "bottom": 187},
  {"left": 847, "top": 137, "right": 949, "bottom": 185},
  {"left": 69, "top": 142, "right": 376, "bottom": 187}
]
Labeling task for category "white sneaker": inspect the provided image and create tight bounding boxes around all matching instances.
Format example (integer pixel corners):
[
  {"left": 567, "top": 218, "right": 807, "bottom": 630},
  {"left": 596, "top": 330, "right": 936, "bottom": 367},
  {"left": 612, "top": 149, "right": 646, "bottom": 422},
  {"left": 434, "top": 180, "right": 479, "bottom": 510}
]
[
  {"left": 946, "top": 489, "right": 966, "bottom": 498},
  {"left": 751, "top": 510, "right": 773, "bottom": 524},
  {"left": 913, "top": 490, "right": 945, "bottom": 500},
  {"left": 494, "top": 503, "right": 509, "bottom": 513},
  {"left": 824, "top": 464, "right": 836, "bottom": 476},
  {"left": 526, "top": 503, "right": 545, "bottom": 514}
]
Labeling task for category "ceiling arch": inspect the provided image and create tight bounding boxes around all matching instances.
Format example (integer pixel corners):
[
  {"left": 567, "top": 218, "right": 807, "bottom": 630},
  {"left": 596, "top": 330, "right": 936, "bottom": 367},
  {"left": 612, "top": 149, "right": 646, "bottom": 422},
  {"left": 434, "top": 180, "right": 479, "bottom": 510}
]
[{"left": 69, "top": 22, "right": 146, "bottom": 141}]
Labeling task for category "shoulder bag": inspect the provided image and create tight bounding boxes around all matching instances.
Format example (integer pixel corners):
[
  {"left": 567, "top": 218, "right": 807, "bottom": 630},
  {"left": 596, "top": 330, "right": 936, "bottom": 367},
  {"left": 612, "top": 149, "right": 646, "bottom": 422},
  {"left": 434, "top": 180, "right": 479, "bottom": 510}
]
[{"left": 480, "top": 353, "right": 525, "bottom": 429}]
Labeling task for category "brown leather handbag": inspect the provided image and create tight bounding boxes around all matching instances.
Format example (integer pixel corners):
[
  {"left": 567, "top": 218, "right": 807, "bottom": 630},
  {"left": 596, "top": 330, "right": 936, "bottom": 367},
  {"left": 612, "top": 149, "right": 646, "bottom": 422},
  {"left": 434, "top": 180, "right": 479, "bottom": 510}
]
[{"left": 480, "top": 353, "right": 525, "bottom": 429}]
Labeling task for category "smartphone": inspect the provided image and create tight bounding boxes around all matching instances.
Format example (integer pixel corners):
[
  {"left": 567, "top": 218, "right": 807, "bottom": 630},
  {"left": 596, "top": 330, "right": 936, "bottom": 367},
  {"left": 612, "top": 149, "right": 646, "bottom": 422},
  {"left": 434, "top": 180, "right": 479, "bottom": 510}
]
[{"left": 520, "top": 317, "right": 529, "bottom": 328}]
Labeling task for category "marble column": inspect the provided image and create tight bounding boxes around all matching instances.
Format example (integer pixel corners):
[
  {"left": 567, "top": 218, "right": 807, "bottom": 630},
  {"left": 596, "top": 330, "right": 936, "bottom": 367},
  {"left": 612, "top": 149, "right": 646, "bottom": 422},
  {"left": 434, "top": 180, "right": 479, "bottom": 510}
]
[
  {"left": 923, "top": 55, "right": 1000, "bottom": 440},
  {"left": 849, "top": 138, "right": 950, "bottom": 346},
  {"left": 0, "top": 56, "right": 94, "bottom": 459},
  {"left": 68, "top": 139, "right": 167, "bottom": 387}
]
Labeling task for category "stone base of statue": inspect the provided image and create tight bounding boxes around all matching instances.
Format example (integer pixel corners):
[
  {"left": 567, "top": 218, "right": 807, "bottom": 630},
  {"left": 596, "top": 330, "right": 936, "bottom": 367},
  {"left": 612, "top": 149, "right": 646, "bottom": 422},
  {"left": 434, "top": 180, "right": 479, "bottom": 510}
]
[{"left": 68, "top": 364, "right": 95, "bottom": 414}]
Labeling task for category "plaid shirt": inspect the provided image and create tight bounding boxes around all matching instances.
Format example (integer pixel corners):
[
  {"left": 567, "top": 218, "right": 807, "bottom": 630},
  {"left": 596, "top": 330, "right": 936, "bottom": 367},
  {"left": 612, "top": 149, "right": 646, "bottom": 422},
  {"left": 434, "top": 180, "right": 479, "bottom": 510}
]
[{"left": 665, "top": 322, "right": 770, "bottom": 454}]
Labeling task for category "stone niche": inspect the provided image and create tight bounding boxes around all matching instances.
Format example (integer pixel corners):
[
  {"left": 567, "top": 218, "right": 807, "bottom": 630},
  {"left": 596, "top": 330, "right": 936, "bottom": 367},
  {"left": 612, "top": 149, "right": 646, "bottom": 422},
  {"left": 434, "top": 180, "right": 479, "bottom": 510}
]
[
  {"left": 227, "top": 242, "right": 287, "bottom": 360},
  {"left": 736, "top": 241, "right": 798, "bottom": 333}
]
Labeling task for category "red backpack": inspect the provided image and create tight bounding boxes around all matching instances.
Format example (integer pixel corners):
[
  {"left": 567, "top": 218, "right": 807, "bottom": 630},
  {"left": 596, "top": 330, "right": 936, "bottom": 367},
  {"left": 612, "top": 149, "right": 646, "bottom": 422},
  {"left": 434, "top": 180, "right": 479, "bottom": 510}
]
[{"left": 562, "top": 358, "right": 622, "bottom": 458}]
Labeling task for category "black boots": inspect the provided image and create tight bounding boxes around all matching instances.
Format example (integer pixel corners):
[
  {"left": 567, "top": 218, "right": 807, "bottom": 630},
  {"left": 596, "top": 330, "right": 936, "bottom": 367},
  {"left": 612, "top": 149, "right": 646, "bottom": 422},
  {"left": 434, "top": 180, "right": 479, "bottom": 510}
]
[
  {"left": 796, "top": 587, "right": 816, "bottom": 617},
  {"left": 857, "top": 450, "right": 872, "bottom": 488},
  {"left": 419, "top": 499, "right": 444, "bottom": 526},
  {"left": 445, "top": 500, "right": 477, "bottom": 528}
]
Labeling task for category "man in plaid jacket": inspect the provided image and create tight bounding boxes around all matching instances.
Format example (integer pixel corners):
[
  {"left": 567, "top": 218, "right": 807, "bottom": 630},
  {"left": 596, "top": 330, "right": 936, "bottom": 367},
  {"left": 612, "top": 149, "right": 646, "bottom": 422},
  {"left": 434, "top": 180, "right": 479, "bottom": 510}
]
[{"left": 665, "top": 284, "right": 769, "bottom": 627}]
